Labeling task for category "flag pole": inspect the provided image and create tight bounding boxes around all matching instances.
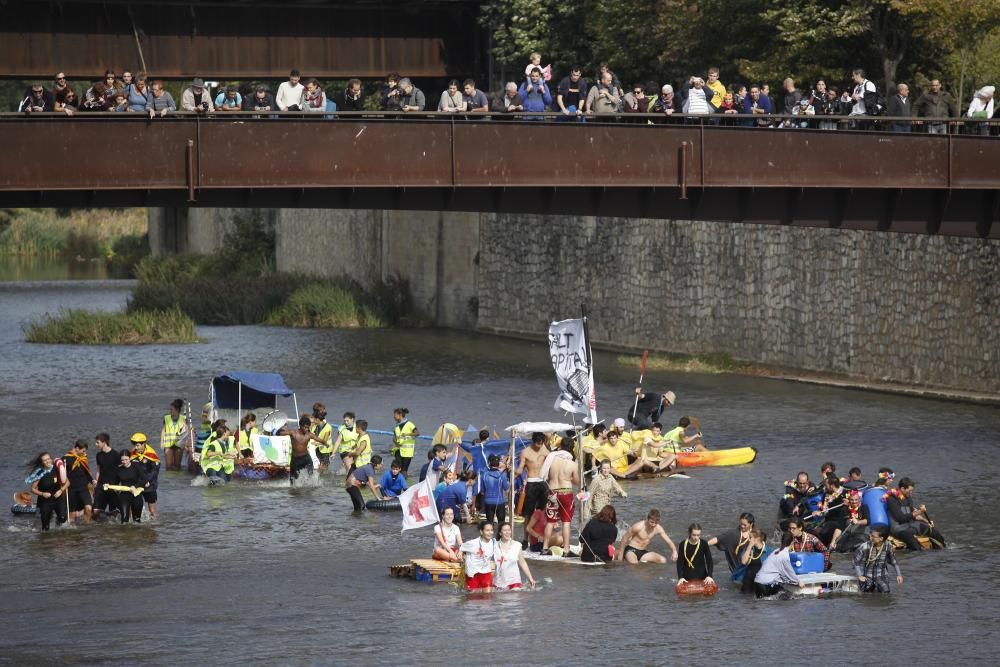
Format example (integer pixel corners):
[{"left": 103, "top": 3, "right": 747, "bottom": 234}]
[
  {"left": 509, "top": 431, "right": 516, "bottom": 530},
  {"left": 579, "top": 304, "right": 592, "bottom": 539}
]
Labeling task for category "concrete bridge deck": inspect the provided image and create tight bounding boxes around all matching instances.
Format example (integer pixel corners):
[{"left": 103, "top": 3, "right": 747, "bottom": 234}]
[{"left": 3, "top": 114, "right": 999, "bottom": 237}]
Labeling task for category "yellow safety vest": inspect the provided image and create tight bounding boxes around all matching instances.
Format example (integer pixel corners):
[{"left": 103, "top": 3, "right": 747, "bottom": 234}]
[
  {"left": 393, "top": 420, "right": 417, "bottom": 458},
  {"left": 312, "top": 421, "right": 334, "bottom": 454},
  {"left": 337, "top": 424, "right": 359, "bottom": 453},
  {"left": 354, "top": 433, "right": 372, "bottom": 467},
  {"left": 163, "top": 414, "right": 186, "bottom": 449},
  {"left": 238, "top": 426, "right": 259, "bottom": 452},
  {"left": 201, "top": 433, "right": 235, "bottom": 475}
]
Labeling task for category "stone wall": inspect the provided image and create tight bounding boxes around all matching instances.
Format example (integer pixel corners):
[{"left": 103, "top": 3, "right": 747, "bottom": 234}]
[
  {"left": 166, "top": 206, "right": 1000, "bottom": 394},
  {"left": 477, "top": 214, "right": 1000, "bottom": 393}
]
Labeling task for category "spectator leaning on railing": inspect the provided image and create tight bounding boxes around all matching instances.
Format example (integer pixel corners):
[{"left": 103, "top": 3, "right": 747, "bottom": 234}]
[
  {"left": 181, "top": 78, "right": 214, "bottom": 113},
  {"left": 397, "top": 78, "right": 425, "bottom": 112},
  {"left": 913, "top": 79, "right": 956, "bottom": 134},
  {"left": 966, "top": 86, "right": 994, "bottom": 136},
  {"left": 242, "top": 84, "right": 276, "bottom": 117},
  {"left": 214, "top": 86, "right": 242, "bottom": 114},
  {"left": 887, "top": 83, "right": 912, "bottom": 133},
  {"left": 489, "top": 82, "right": 524, "bottom": 116},
  {"left": 518, "top": 68, "right": 552, "bottom": 117},
  {"left": 586, "top": 71, "right": 621, "bottom": 115},
  {"left": 462, "top": 79, "right": 489, "bottom": 113},
  {"left": 148, "top": 80, "right": 177, "bottom": 118},
  {"left": 339, "top": 78, "right": 365, "bottom": 112}
]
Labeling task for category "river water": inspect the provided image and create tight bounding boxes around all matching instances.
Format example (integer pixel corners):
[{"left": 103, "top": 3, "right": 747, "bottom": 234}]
[{"left": 1, "top": 280, "right": 998, "bottom": 666}]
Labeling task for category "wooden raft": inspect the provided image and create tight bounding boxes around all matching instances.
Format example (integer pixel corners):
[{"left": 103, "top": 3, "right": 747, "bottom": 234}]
[{"left": 389, "top": 559, "right": 462, "bottom": 584}]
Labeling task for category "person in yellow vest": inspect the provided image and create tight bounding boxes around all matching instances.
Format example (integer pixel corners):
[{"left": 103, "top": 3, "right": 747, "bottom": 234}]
[
  {"left": 309, "top": 403, "right": 334, "bottom": 473},
  {"left": 236, "top": 413, "right": 259, "bottom": 460},
  {"left": 334, "top": 411, "right": 359, "bottom": 474},
  {"left": 160, "top": 398, "right": 187, "bottom": 471},
  {"left": 201, "top": 419, "right": 236, "bottom": 485},
  {"left": 391, "top": 407, "right": 419, "bottom": 475},
  {"left": 665, "top": 416, "right": 707, "bottom": 453},
  {"left": 351, "top": 419, "right": 373, "bottom": 468}
]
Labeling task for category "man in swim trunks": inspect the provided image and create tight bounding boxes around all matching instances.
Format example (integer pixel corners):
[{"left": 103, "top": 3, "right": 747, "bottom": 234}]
[
  {"left": 279, "top": 415, "right": 327, "bottom": 483},
  {"left": 616, "top": 509, "right": 679, "bottom": 563},
  {"left": 544, "top": 439, "right": 579, "bottom": 555},
  {"left": 516, "top": 432, "right": 550, "bottom": 538}
]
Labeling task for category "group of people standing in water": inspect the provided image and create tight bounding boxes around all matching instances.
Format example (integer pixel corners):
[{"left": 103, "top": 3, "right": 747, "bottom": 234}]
[{"left": 24, "top": 432, "right": 160, "bottom": 529}]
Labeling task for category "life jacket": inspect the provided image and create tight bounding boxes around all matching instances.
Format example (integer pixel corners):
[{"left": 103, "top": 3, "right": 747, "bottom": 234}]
[
  {"left": 312, "top": 421, "right": 334, "bottom": 454},
  {"left": 163, "top": 413, "right": 186, "bottom": 448},
  {"left": 393, "top": 420, "right": 417, "bottom": 458},
  {"left": 336, "top": 423, "right": 358, "bottom": 453},
  {"left": 354, "top": 433, "right": 372, "bottom": 467}
]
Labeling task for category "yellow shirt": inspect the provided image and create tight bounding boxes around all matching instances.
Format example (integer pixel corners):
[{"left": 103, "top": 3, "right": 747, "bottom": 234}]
[
  {"left": 664, "top": 426, "right": 686, "bottom": 453},
  {"left": 596, "top": 440, "right": 631, "bottom": 475}
]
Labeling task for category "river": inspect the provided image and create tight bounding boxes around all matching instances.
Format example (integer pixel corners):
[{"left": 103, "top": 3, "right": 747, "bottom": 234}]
[{"left": 1, "top": 279, "right": 998, "bottom": 666}]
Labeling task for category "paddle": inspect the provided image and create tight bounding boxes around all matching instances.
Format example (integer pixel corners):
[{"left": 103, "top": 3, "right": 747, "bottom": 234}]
[
  {"left": 103, "top": 484, "right": 145, "bottom": 497},
  {"left": 628, "top": 350, "right": 649, "bottom": 429}
]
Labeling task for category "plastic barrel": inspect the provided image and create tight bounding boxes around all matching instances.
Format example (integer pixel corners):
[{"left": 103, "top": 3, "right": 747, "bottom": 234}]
[
  {"left": 366, "top": 498, "right": 402, "bottom": 511},
  {"left": 862, "top": 487, "right": 889, "bottom": 525}
]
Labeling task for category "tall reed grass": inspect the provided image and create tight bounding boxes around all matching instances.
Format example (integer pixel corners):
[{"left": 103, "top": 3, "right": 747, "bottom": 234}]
[{"left": 24, "top": 306, "right": 198, "bottom": 344}]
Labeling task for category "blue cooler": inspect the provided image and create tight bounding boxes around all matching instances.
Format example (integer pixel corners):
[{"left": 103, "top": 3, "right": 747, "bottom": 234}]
[{"left": 790, "top": 552, "right": 824, "bottom": 574}]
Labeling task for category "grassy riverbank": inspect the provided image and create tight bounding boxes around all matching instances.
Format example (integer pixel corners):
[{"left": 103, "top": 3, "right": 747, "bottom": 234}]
[
  {"left": 129, "top": 256, "right": 409, "bottom": 327},
  {"left": 24, "top": 306, "right": 198, "bottom": 344},
  {"left": 0, "top": 208, "right": 149, "bottom": 276},
  {"left": 617, "top": 351, "right": 752, "bottom": 374}
]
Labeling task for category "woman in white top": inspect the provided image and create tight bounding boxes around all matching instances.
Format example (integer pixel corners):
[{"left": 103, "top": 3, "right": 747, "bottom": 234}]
[
  {"left": 494, "top": 522, "right": 536, "bottom": 590},
  {"left": 459, "top": 520, "right": 497, "bottom": 591},
  {"left": 438, "top": 79, "right": 466, "bottom": 113},
  {"left": 432, "top": 507, "right": 463, "bottom": 562},
  {"left": 966, "top": 86, "right": 995, "bottom": 136}
]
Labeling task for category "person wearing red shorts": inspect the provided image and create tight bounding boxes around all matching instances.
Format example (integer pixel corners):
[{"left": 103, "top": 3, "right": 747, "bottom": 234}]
[
  {"left": 460, "top": 520, "right": 497, "bottom": 591},
  {"left": 544, "top": 439, "right": 580, "bottom": 556}
]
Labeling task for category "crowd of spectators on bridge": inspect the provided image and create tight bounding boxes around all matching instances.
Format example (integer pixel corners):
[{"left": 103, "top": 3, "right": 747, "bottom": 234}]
[{"left": 15, "top": 61, "right": 999, "bottom": 135}]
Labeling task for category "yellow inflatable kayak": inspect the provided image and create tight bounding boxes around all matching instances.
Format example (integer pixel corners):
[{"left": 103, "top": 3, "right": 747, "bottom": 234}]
[{"left": 675, "top": 446, "right": 757, "bottom": 468}]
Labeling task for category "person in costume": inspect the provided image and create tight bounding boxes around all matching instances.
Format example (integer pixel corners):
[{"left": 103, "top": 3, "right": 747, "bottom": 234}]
[{"left": 129, "top": 433, "right": 161, "bottom": 518}]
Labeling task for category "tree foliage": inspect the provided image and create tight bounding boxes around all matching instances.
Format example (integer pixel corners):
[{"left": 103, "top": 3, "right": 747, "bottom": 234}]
[{"left": 479, "top": 0, "right": 999, "bottom": 102}]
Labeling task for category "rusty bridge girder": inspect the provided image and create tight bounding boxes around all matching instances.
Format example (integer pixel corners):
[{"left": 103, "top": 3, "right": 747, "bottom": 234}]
[{"left": 1, "top": 115, "right": 999, "bottom": 238}]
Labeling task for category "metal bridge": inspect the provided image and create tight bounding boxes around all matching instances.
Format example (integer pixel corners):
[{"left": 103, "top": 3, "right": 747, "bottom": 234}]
[{"left": 3, "top": 113, "right": 999, "bottom": 238}]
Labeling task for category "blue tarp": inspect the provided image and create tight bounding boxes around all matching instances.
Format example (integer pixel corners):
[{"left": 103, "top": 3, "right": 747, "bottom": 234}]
[
  {"left": 212, "top": 372, "right": 295, "bottom": 410},
  {"left": 460, "top": 437, "right": 530, "bottom": 473}
]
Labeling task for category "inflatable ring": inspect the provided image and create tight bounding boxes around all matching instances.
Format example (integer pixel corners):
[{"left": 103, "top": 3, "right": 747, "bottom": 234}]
[
  {"left": 675, "top": 579, "right": 719, "bottom": 596},
  {"left": 11, "top": 503, "right": 36, "bottom": 516},
  {"left": 366, "top": 498, "right": 402, "bottom": 511}
]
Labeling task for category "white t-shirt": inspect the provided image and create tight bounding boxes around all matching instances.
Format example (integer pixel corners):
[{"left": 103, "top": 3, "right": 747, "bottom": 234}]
[
  {"left": 276, "top": 81, "right": 304, "bottom": 110},
  {"left": 493, "top": 539, "right": 524, "bottom": 588},
  {"left": 459, "top": 537, "right": 496, "bottom": 576},
  {"left": 436, "top": 522, "right": 461, "bottom": 549},
  {"left": 851, "top": 79, "right": 876, "bottom": 116}
]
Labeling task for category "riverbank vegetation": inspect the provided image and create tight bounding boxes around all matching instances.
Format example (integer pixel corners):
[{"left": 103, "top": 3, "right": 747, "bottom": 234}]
[
  {"left": 0, "top": 208, "right": 149, "bottom": 277},
  {"left": 127, "top": 209, "right": 413, "bottom": 328},
  {"left": 618, "top": 351, "right": 751, "bottom": 375},
  {"left": 24, "top": 306, "right": 198, "bottom": 345}
]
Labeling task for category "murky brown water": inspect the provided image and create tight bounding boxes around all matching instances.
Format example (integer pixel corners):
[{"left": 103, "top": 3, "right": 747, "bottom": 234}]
[{"left": 1, "top": 280, "right": 998, "bottom": 666}]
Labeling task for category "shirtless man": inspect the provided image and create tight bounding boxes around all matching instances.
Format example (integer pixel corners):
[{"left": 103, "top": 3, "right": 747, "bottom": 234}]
[
  {"left": 616, "top": 509, "right": 679, "bottom": 563},
  {"left": 543, "top": 440, "right": 580, "bottom": 554},
  {"left": 279, "top": 415, "right": 327, "bottom": 484},
  {"left": 516, "top": 432, "right": 550, "bottom": 538}
]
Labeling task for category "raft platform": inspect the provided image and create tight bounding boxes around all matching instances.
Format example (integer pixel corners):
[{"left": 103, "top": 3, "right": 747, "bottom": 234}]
[{"left": 389, "top": 559, "right": 462, "bottom": 584}]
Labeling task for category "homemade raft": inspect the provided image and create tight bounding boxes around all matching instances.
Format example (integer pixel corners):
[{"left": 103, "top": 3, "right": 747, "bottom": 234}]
[
  {"left": 784, "top": 572, "right": 860, "bottom": 597},
  {"left": 389, "top": 559, "right": 462, "bottom": 584}
]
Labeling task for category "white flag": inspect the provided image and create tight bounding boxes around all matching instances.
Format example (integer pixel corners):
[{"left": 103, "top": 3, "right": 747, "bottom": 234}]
[
  {"left": 548, "top": 318, "right": 597, "bottom": 422},
  {"left": 400, "top": 478, "right": 440, "bottom": 532}
]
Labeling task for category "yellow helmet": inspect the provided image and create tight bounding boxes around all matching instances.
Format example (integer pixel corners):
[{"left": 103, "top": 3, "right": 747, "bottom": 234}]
[{"left": 130, "top": 432, "right": 148, "bottom": 444}]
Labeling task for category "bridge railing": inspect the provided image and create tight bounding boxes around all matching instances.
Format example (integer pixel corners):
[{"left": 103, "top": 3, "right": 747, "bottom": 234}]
[{"left": 4, "top": 110, "right": 1000, "bottom": 136}]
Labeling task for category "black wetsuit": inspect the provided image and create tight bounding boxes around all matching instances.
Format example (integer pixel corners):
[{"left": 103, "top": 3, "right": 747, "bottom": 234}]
[
  {"left": 93, "top": 449, "right": 121, "bottom": 513},
  {"left": 627, "top": 392, "right": 666, "bottom": 429},
  {"left": 834, "top": 505, "right": 871, "bottom": 553},
  {"left": 677, "top": 539, "right": 714, "bottom": 580},
  {"left": 813, "top": 493, "right": 849, "bottom": 546},
  {"left": 115, "top": 464, "right": 147, "bottom": 523},
  {"left": 740, "top": 546, "right": 767, "bottom": 593},
  {"left": 35, "top": 468, "right": 67, "bottom": 530},
  {"left": 886, "top": 494, "right": 946, "bottom": 550},
  {"left": 780, "top": 483, "right": 817, "bottom": 518},
  {"left": 63, "top": 455, "right": 95, "bottom": 511},
  {"left": 580, "top": 517, "right": 617, "bottom": 562}
]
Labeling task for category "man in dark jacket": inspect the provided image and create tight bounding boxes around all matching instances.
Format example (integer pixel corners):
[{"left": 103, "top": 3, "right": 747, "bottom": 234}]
[
  {"left": 20, "top": 85, "right": 54, "bottom": 113},
  {"left": 489, "top": 82, "right": 523, "bottom": 117},
  {"left": 913, "top": 80, "right": 957, "bottom": 134},
  {"left": 887, "top": 83, "right": 912, "bottom": 133},
  {"left": 338, "top": 78, "right": 366, "bottom": 112},
  {"left": 243, "top": 85, "right": 277, "bottom": 117},
  {"left": 782, "top": 78, "right": 803, "bottom": 115}
]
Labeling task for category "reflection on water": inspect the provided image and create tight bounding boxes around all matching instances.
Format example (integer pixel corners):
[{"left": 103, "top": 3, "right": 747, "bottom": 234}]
[
  {"left": 1, "top": 281, "right": 999, "bottom": 666},
  {"left": 0, "top": 255, "right": 110, "bottom": 282}
]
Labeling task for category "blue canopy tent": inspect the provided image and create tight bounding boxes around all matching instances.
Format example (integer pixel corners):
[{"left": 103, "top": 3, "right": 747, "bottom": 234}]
[{"left": 211, "top": 372, "right": 298, "bottom": 420}]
